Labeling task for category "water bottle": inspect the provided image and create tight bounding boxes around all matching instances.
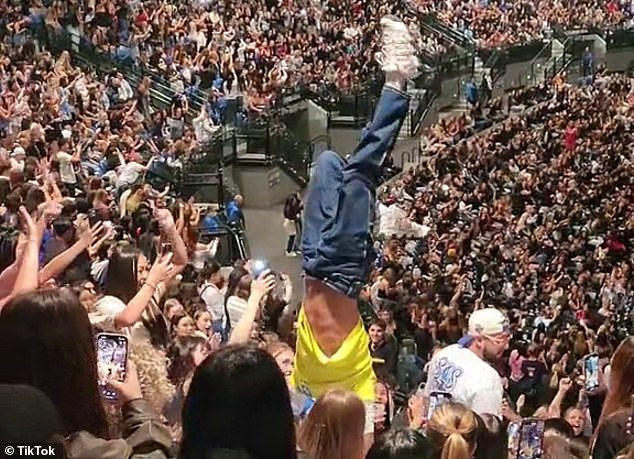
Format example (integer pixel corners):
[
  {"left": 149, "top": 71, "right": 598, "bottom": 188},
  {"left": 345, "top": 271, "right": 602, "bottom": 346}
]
[{"left": 289, "top": 390, "right": 315, "bottom": 419}]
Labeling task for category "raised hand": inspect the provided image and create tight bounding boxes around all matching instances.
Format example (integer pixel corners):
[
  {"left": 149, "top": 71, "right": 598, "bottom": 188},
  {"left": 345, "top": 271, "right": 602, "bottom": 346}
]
[
  {"left": 154, "top": 208, "right": 177, "bottom": 234},
  {"left": 78, "top": 220, "right": 104, "bottom": 246},
  {"left": 251, "top": 272, "right": 276, "bottom": 301},
  {"left": 106, "top": 360, "right": 143, "bottom": 403},
  {"left": 19, "top": 206, "right": 45, "bottom": 242},
  {"left": 147, "top": 252, "right": 175, "bottom": 286}
]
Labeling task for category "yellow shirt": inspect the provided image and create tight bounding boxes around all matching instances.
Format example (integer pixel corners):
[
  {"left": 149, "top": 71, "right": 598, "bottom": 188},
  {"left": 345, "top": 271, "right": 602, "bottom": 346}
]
[
  {"left": 291, "top": 307, "right": 376, "bottom": 402},
  {"left": 125, "top": 193, "right": 142, "bottom": 214}
]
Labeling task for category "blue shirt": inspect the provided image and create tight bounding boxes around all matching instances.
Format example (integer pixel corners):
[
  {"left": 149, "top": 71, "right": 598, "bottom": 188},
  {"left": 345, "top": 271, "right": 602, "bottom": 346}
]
[
  {"left": 202, "top": 215, "right": 219, "bottom": 231},
  {"left": 225, "top": 200, "right": 242, "bottom": 223}
]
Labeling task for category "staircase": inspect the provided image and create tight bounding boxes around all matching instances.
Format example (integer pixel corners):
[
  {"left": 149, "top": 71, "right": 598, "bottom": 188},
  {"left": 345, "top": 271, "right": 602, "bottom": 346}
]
[
  {"left": 43, "top": 27, "right": 209, "bottom": 119},
  {"left": 535, "top": 38, "right": 566, "bottom": 85}
]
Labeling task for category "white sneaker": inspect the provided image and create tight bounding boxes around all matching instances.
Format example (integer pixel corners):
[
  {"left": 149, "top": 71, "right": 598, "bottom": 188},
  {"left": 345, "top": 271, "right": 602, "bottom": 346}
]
[
  {"left": 375, "top": 16, "right": 420, "bottom": 81},
  {"left": 285, "top": 251, "right": 298, "bottom": 258}
]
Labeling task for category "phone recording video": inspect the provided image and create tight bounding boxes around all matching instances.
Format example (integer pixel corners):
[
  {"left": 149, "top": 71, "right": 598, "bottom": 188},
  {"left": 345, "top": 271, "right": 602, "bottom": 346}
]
[
  {"left": 251, "top": 259, "right": 270, "bottom": 278},
  {"left": 427, "top": 391, "right": 452, "bottom": 420},
  {"left": 96, "top": 333, "right": 128, "bottom": 400},
  {"left": 584, "top": 354, "right": 600, "bottom": 391},
  {"left": 508, "top": 418, "right": 545, "bottom": 459},
  {"left": 507, "top": 422, "right": 521, "bottom": 459}
]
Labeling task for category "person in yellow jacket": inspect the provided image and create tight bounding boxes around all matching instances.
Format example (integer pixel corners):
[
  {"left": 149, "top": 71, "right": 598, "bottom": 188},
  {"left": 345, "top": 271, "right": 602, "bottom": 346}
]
[{"left": 290, "top": 14, "right": 419, "bottom": 442}]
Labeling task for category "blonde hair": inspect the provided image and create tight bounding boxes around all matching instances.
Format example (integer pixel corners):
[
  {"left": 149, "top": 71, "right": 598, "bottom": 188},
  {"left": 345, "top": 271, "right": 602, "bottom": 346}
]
[
  {"left": 427, "top": 402, "right": 479, "bottom": 459},
  {"left": 264, "top": 340, "right": 293, "bottom": 360},
  {"left": 129, "top": 340, "right": 175, "bottom": 412},
  {"left": 297, "top": 389, "right": 365, "bottom": 459}
]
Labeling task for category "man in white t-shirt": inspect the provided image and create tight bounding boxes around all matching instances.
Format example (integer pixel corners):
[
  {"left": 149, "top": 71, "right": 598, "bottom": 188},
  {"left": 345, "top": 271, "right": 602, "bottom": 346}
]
[
  {"left": 424, "top": 308, "right": 510, "bottom": 417},
  {"left": 117, "top": 160, "right": 147, "bottom": 190},
  {"left": 57, "top": 136, "right": 79, "bottom": 196}
]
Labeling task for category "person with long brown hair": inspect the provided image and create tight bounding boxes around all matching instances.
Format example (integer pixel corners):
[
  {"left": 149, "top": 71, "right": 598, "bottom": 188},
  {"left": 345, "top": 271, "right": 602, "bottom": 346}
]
[
  {"left": 0, "top": 289, "right": 172, "bottom": 457},
  {"left": 426, "top": 402, "right": 480, "bottom": 459},
  {"left": 297, "top": 389, "right": 366, "bottom": 459},
  {"left": 592, "top": 336, "right": 634, "bottom": 459}
]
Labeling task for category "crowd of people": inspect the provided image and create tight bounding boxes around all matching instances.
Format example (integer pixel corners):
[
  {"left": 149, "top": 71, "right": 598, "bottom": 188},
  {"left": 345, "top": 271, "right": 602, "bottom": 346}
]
[
  {"left": 9, "top": 0, "right": 634, "bottom": 114},
  {"left": 0, "top": 3, "right": 632, "bottom": 459},
  {"left": 376, "top": 71, "right": 633, "bottom": 455},
  {"left": 6, "top": 0, "right": 420, "bottom": 114},
  {"left": 416, "top": 0, "right": 634, "bottom": 49}
]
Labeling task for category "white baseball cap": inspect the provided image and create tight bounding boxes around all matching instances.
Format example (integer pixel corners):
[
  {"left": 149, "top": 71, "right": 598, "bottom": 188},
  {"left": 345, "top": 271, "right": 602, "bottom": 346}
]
[
  {"left": 458, "top": 308, "right": 510, "bottom": 347},
  {"left": 11, "top": 146, "right": 25, "bottom": 157}
]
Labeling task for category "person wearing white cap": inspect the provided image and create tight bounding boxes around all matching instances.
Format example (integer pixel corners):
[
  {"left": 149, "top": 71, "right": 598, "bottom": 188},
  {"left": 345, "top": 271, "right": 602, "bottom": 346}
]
[
  {"left": 423, "top": 308, "right": 511, "bottom": 417},
  {"left": 10, "top": 146, "right": 25, "bottom": 171}
]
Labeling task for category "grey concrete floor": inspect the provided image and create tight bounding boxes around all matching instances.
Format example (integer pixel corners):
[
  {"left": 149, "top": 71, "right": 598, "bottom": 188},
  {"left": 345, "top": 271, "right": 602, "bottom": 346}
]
[{"left": 243, "top": 205, "right": 303, "bottom": 303}]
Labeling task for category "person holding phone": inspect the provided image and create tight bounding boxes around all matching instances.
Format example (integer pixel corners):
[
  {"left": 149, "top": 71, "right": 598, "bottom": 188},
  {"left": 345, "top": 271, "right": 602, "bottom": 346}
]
[
  {"left": 291, "top": 15, "right": 419, "bottom": 447},
  {"left": 0, "top": 290, "right": 172, "bottom": 457}
]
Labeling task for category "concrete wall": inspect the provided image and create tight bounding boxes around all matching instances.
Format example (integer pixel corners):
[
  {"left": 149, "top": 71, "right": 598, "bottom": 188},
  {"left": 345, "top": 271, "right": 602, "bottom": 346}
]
[
  {"left": 306, "top": 100, "right": 329, "bottom": 142},
  {"left": 232, "top": 164, "right": 301, "bottom": 208},
  {"left": 604, "top": 49, "right": 634, "bottom": 72},
  {"left": 328, "top": 126, "right": 360, "bottom": 157},
  {"left": 282, "top": 107, "right": 309, "bottom": 143}
]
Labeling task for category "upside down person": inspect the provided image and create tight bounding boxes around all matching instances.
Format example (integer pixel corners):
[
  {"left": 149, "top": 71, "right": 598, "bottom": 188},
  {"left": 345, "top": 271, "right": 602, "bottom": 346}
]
[{"left": 290, "top": 15, "right": 420, "bottom": 444}]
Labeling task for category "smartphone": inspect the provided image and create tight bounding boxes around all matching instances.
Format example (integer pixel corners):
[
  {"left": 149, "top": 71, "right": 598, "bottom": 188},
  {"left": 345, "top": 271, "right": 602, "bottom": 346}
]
[
  {"left": 507, "top": 422, "right": 521, "bottom": 459},
  {"left": 88, "top": 209, "right": 101, "bottom": 226},
  {"left": 96, "top": 333, "right": 129, "bottom": 400},
  {"left": 516, "top": 418, "right": 545, "bottom": 459},
  {"left": 427, "top": 391, "right": 452, "bottom": 420},
  {"left": 251, "top": 259, "right": 270, "bottom": 278},
  {"left": 274, "top": 272, "right": 286, "bottom": 300},
  {"left": 584, "top": 353, "right": 600, "bottom": 391}
]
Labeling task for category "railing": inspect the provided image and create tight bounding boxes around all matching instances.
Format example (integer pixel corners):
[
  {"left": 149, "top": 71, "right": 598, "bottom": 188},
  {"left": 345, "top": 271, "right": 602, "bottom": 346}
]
[
  {"left": 399, "top": 145, "right": 425, "bottom": 168},
  {"left": 181, "top": 117, "right": 313, "bottom": 187},
  {"left": 420, "top": 14, "right": 476, "bottom": 51},
  {"left": 482, "top": 48, "right": 504, "bottom": 83},
  {"left": 605, "top": 28, "right": 634, "bottom": 49},
  {"left": 409, "top": 71, "right": 441, "bottom": 136},
  {"left": 38, "top": 25, "right": 209, "bottom": 118},
  {"left": 509, "top": 40, "right": 553, "bottom": 88}
]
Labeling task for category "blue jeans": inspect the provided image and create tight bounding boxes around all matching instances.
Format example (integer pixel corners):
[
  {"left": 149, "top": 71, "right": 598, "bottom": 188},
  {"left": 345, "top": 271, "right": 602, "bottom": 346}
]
[{"left": 301, "top": 87, "right": 410, "bottom": 297}]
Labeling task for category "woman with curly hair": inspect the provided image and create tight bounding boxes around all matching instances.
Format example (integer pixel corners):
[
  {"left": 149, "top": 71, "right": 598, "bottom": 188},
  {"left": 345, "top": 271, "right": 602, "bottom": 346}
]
[
  {"left": 164, "top": 335, "right": 210, "bottom": 435},
  {"left": 129, "top": 339, "right": 176, "bottom": 415}
]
